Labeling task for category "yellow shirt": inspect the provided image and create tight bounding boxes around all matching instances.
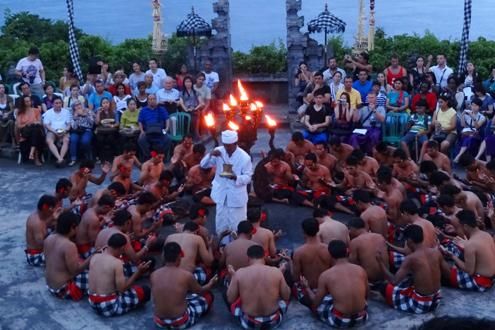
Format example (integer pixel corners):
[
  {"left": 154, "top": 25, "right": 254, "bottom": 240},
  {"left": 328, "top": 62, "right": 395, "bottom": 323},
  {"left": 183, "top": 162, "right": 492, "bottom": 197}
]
[
  {"left": 336, "top": 88, "right": 362, "bottom": 109},
  {"left": 436, "top": 107, "right": 456, "bottom": 131},
  {"left": 120, "top": 109, "right": 140, "bottom": 128}
]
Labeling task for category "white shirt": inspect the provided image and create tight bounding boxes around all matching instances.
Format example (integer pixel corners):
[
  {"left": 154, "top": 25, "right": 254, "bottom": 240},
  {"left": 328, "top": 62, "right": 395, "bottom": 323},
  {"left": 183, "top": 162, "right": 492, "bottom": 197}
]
[
  {"left": 200, "top": 146, "right": 253, "bottom": 207},
  {"left": 113, "top": 95, "right": 132, "bottom": 112},
  {"left": 129, "top": 72, "right": 145, "bottom": 91},
  {"left": 43, "top": 108, "right": 72, "bottom": 131},
  {"left": 156, "top": 88, "right": 180, "bottom": 104},
  {"left": 323, "top": 67, "right": 346, "bottom": 85},
  {"left": 145, "top": 68, "right": 167, "bottom": 90},
  {"left": 429, "top": 65, "right": 453, "bottom": 89},
  {"left": 203, "top": 71, "right": 220, "bottom": 90},
  {"left": 16, "top": 57, "right": 44, "bottom": 85}
]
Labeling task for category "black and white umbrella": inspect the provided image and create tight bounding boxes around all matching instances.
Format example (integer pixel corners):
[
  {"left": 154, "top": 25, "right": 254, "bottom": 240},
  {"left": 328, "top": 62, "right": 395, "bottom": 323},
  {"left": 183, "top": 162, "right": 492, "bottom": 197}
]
[
  {"left": 308, "top": 3, "right": 346, "bottom": 62},
  {"left": 177, "top": 7, "right": 212, "bottom": 71}
]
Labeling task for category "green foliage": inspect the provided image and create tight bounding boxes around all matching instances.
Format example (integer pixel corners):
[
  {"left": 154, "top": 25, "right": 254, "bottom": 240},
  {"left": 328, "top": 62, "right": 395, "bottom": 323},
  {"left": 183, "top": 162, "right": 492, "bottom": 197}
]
[{"left": 233, "top": 41, "right": 287, "bottom": 74}]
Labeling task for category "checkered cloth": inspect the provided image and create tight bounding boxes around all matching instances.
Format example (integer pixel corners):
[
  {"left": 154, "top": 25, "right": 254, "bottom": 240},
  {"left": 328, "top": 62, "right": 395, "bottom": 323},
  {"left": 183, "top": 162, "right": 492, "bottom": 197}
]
[
  {"left": 154, "top": 291, "right": 213, "bottom": 329},
  {"left": 457, "top": 0, "right": 472, "bottom": 76},
  {"left": 176, "top": 9, "right": 212, "bottom": 38},
  {"left": 450, "top": 266, "right": 495, "bottom": 292},
  {"left": 307, "top": 4, "right": 346, "bottom": 34},
  {"left": 384, "top": 278, "right": 441, "bottom": 314},
  {"left": 387, "top": 222, "right": 405, "bottom": 244},
  {"left": 114, "top": 197, "right": 138, "bottom": 211},
  {"left": 193, "top": 266, "right": 209, "bottom": 286},
  {"left": 440, "top": 239, "right": 464, "bottom": 259},
  {"left": 88, "top": 285, "right": 146, "bottom": 317},
  {"left": 230, "top": 298, "right": 288, "bottom": 329},
  {"left": 77, "top": 243, "right": 96, "bottom": 260},
  {"left": 71, "top": 193, "right": 93, "bottom": 216},
  {"left": 25, "top": 249, "right": 45, "bottom": 267},
  {"left": 316, "top": 295, "right": 368, "bottom": 328},
  {"left": 47, "top": 270, "right": 89, "bottom": 301},
  {"left": 65, "top": 0, "right": 83, "bottom": 82},
  {"left": 152, "top": 203, "right": 174, "bottom": 223},
  {"left": 123, "top": 261, "right": 138, "bottom": 278},
  {"left": 292, "top": 282, "right": 315, "bottom": 307},
  {"left": 389, "top": 250, "right": 406, "bottom": 272}
]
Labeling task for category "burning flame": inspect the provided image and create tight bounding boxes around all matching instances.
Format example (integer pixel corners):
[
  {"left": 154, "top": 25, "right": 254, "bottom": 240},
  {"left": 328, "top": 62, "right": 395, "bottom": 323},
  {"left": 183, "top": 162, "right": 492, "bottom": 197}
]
[
  {"left": 237, "top": 80, "right": 249, "bottom": 101},
  {"left": 222, "top": 103, "right": 231, "bottom": 112},
  {"left": 229, "top": 94, "right": 238, "bottom": 107},
  {"left": 265, "top": 115, "right": 277, "bottom": 127},
  {"left": 227, "top": 121, "right": 240, "bottom": 131},
  {"left": 255, "top": 101, "right": 264, "bottom": 108},
  {"left": 205, "top": 112, "right": 215, "bottom": 127},
  {"left": 245, "top": 115, "right": 252, "bottom": 121},
  {"left": 250, "top": 103, "right": 258, "bottom": 111}
]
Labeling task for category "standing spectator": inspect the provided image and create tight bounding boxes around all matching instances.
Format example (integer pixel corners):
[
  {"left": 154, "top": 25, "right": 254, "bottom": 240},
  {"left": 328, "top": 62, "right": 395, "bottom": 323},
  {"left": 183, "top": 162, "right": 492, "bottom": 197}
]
[
  {"left": 63, "top": 85, "right": 86, "bottom": 109},
  {"left": 295, "top": 62, "right": 313, "bottom": 106},
  {"left": 386, "top": 79, "right": 410, "bottom": 113},
  {"left": 179, "top": 76, "right": 204, "bottom": 139},
  {"left": 43, "top": 98, "right": 71, "bottom": 166},
  {"left": 15, "top": 47, "right": 45, "bottom": 99},
  {"left": 98, "top": 62, "right": 112, "bottom": 89},
  {"left": 194, "top": 72, "right": 211, "bottom": 112},
  {"left": 344, "top": 51, "right": 373, "bottom": 80},
  {"left": 352, "top": 70, "right": 373, "bottom": 103},
  {"left": 429, "top": 54, "right": 454, "bottom": 90},
  {"left": 128, "top": 62, "right": 145, "bottom": 94},
  {"left": 328, "top": 71, "right": 344, "bottom": 103},
  {"left": 0, "top": 83, "right": 15, "bottom": 146},
  {"left": 107, "top": 70, "right": 131, "bottom": 96},
  {"left": 15, "top": 95, "right": 44, "bottom": 165},
  {"left": 69, "top": 101, "right": 95, "bottom": 166},
  {"left": 337, "top": 76, "right": 361, "bottom": 110},
  {"left": 88, "top": 80, "right": 113, "bottom": 112},
  {"left": 175, "top": 64, "right": 189, "bottom": 91},
  {"left": 409, "top": 55, "right": 432, "bottom": 93},
  {"left": 459, "top": 62, "right": 480, "bottom": 90},
  {"left": 156, "top": 77, "right": 180, "bottom": 114},
  {"left": 15, "top": 82, "right": 42, "bottom": 111},
  {"left": 81, "top": 72, "right": 97, "bottom": 98},
  {"left": 95, "top": 98, "right": 119, "bottom": 162},
  {"left": 41, "top": 84, "right": 62, "bottom": 113},
  {"left": 113, "top": 83, "right": 132, "bottom": 121},
  {"left": 138, "top": 94, "right": 171, "bottom": 158},
  {"left": 134, "top": 81, "right": 149, "bottom": 108},
  {"left": 411, "top": 82, "right": 437, "bottom": 114},
  {"left": 383, "top": 54, "right": 407, "bottom": 86},
  {"left": 146, "top": 58, "right": 167, "bottom": 90},
  {"left": 302, "top": 90, "right": 331, "bottom": 144},
  {"left": 454, "top": 98, "right": 486, "bottom": 163},
  {"left": 322, "top": 57, "right": 346, "bottom": 85},
  {"left": 203, "top": 60, "right": 219, "bottom": 112}
]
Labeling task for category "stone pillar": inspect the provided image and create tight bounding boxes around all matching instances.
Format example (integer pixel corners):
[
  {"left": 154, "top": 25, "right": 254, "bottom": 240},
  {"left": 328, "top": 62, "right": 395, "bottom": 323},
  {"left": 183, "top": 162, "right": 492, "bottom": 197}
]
[{"left": 286, "top": 0, "right": 306, "bottom": 110}]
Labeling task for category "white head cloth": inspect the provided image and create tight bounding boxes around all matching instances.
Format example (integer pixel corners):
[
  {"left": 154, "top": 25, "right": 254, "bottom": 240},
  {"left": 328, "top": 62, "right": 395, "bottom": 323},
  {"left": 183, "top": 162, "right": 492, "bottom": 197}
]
[{"left": 221, "top": 130, "right": 238, "bottom": 144}]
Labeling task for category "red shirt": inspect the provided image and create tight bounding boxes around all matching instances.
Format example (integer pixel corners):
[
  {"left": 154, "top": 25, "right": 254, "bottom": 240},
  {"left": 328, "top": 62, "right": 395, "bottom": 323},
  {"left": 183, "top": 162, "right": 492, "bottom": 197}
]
[
  {"left": 411, "top": 92, "right": 437, "bottom": 114},
  {"left": 108, "top": 84, "right": 131, "bottom": 96}
]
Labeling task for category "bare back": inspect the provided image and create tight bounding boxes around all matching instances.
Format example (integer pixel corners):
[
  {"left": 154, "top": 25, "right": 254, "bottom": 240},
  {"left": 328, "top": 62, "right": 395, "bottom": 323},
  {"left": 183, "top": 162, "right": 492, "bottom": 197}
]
[
  {"left": 225, "top": 238, "right": 259, "bottom": 270},
  {"left": 360, "top": 206, "right": 388, "bottom": 237},
  {"left": 350, "top": 233, "right": 388, "bottom": 282},
  {"left": 166, "top": 232, "right": 205, "bottom": 272},
  {"left": 293, "top": 242, "right": 331, "bottom": 288},
  {"left": 319, "top": 220, "right": 350, "bottom": 245}
]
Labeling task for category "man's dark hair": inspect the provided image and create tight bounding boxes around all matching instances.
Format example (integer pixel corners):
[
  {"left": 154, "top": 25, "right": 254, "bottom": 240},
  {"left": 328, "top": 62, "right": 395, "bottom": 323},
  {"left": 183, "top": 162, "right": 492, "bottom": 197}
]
[
  {"left": 137, "top": 192, "right": 158, "bottom": 205},
  {"left": 375, "top": 141, "right": 388, "bottom": 153},
  {"left": 107, "top": 182, "right": 126, "bottom": 196},
  {"left": 163, "top": 242, "right": 181, "bottom": 263},
  {"left": 437, "top": 194, "right": 455, "bottom": 208},
  {"left": 137, "top": 81, "right": 146, "bottom": 89},
  {"left": 328, "top": 240, "right": 348, "bottom": 259},
  {"left": 184, "top": 221, "right": 199, "bottom": 232},
  {"left": 193, "top": 143, "right": 206, "bottom": 154},
  {"left": 429, "top": 170, "right": 451, "bottom": 187},
  {"left": 79, "top": 159, "right": 95, "bottom": 170},
  {"left": 456, "top": 210, "right": 477, "bottom": 228},
  {"left": 237, "top": 220, "right": 254, "bottom": 235},
  {"left": 313, "top": 207, "right": 329, "bottom": 218},
  {"left": 108, "top": 233, "right": 127, "bottom": 249},
  {"left": 112, "top": 209, "right": 132, "bottom": 226},
  {"left": 159, "top": 170, "right": 174, "bottom": 183},
  {"left": 302, "top": 218, "right": 319, "bottom": 237},
  {"left": 377, "top": 166, "right": 392, "bottom": 184},
  {"left": 400, "top": 200, "right": 419, "bottom": 215},
  {"left": 247, "top": 245, "right": 265, "bottom": 259},
  {"left": 419, "top": 161, "right": 438, "bottom": 175},
  {"left": 439, "top": 184, "right": 461, "bottom": 196},
  {"left": 353, "top": 189, "right": 371, "bottom": 203},
  {"left": 28, "top": 47, "right": 40, "bottom": 55},
  {"left": 123, "top": 143, "right": 137, "bottom": 153},
  {"left": 393, "top": 148, "right": 407, "bottom": 160},
  {"left": 247, "top": 207, "right": 262, "bottom": 223},
  {"left": 329, "top": 137, "right": 342, "bottom": 147},
  {"left": 313, "top": 71, "right": 323, "bottom": 78},
  {"left": 56, "top": 178, "right": 72, "bottom": 193},
  {"left": 305, "top": 152, "right": 317, "bottom": 162},
  {"left": 350, "top": 149, "right": 365, "bottom": 161},
  {"left": 426, "top": 140, "right": 439, "bottom": 150},
  {"left": 270, "top": 148, "right": 285, "bottom": 160},
  {"left": 56, "top": 211, "right": 80, "bottom": 235},
  {"left": 149, "top": 58, "right": 158, "bottom": 63},
  {"left": 416, "top": 99, "right": 428, "bottom": 108},
  {"left": 313, "top": 89, "right": 326, "bottom": 97},
  {"left": 291, "top": 131, "right": 304, "bottom": 142},
  {"left": 346, "top": 156, "right": 359, "bottom": 166},
  {"left": 458, "top": 153, "right": 475, "bottom": 168},
  {"left": 97, "top": 194, "right": 115, "bottom": 207},
  {"left": 360, "top": 52, "right": 370, "bottom": 61},
  {"left": 37, "top": 195, "right": 57, "bottom": 211},
  {"left": 348, "top": 217, "right": 366, "bottom": 229},
  {"left": 404, "top": 224, "right": 423, "bottom": 244},
  {"left": 189, "top": 204, "right": 208, "bottom": 219}
]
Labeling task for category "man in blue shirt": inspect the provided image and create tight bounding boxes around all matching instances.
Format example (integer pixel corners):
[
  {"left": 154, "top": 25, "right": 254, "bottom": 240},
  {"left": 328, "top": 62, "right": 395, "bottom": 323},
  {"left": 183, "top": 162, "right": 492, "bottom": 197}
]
[
  {"left": 88, "top": 80, "right": 112, "bottom": 112},
  {"left": 352, "top": 70, "right": 373, "bottom": 103},
  {"left": 138, "top": 94, "right": 171, "bottom": 159}
]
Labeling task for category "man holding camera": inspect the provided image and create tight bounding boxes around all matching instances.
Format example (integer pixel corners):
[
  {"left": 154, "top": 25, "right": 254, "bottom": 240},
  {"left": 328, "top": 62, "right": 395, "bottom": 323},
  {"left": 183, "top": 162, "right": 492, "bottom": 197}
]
[{"left": 349, "top": 92, "right": 385, "bottom": 154}]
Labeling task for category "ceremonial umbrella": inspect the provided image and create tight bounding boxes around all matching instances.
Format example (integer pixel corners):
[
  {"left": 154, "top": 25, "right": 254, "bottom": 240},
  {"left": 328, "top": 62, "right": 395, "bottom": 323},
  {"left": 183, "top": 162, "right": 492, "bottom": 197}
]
[
  {"left": 308, "top": 3, "right": 346, "bottom": 63},
  {"left": 176, "top": 7, "right": 212, "bottom": 71}
]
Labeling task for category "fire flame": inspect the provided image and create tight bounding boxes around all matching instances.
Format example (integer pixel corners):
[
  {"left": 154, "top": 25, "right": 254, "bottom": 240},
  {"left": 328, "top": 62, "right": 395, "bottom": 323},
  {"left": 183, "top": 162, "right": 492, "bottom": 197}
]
[
  {"left": 229, "top": 94, "right": 238, "bottom": 107},
  {"left": 227, "top": 121, "right": 240, "bottom": 131},
  {"left": 205, "top": 112, "right": 215, "bottom": 127},
  {"left": 245, "top": 115, "right": 252, "bottom": 121},
  {"left": 255, "top": 101, "right": 264, "bottom": 108},
  {"left": 222, "top": 103, "right": 231, "bottom": 112},
  {"left": 265, "top": 114, "right": 277, "bottom": 127},
  {"left": 237, "top": 80, "right": 249, "bottom": 101},
  {"left": 250, "top": 103, "right": 258, "bottom": 111}
]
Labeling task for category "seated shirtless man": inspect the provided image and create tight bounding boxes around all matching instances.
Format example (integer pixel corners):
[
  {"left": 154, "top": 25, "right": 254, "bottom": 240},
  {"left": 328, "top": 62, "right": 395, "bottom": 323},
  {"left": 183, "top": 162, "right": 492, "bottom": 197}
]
[
  {"left": 302, "top": 240, "right": 368, "bottom": 327},
  {"left": 91, "top": 182, "right": 127, "bottom": 208},
  {"left": 286, "top": 131, "right": 314, "bottom": 169},
  {"left": 348, "top": 217, "right": 389, "bottom": 284},
  {"left": 25, "top": 195, "right": 59, "bottom": 266},
  {"left": 127, "top": 192, "right": 163, "bottom": 244},
  {"left": 88, "top": 233, "right": 151, "bottom": 317},
  {"left": 183, "top": 143, "right": 206, "bottom": 170},
  {"left": 69, "top": 160, "right": 110, "bottom": 212},
  {"left": 110, "top": 143, "right": 141, "bottom": 180},
  {"left": 340, "top": 156, "right": 376, "bottom": 194},
  {"left": 247, "top": 207, "right": 279, "bottom": 261},
  {"left": 423, "top": 140, "right": 452, "bottom": 174},
  {"left": 112, "top": 163, "right": 142, "bottom": 195},
  {"left": 440, "top": 184, "right": 485, "bottom": 226},
  {"left": 458, "top": 153, "right": 495, "bottom": 192},
  {"left": 170, "top": 135, "right": 194, "bottom": 184},
  {"left": 165, "top": 222, "right": 214, "bottom": 285},
  {"left": 376, "top": 225, "right": 443, "bottom": 314},
  {"left": 392, "top": 148, "right": 419, "bottom": 185},
  {"left": 292, "top": 218, "right": 331, "bottom": 306},
  {"left": 301, "top": 153, "right": 332, "bottom": 203},
  {"left": 184, "top": 164, "right": 215, "bottom": 205},
  {"left": 54, "top": 178, "right": 73, "bottom": 209},
  {"left": 314, "top": 142, "right": 337, "bottom": 173},
  {"left": 328, "top": 138, "right": 354, "bottom": 170},
  {"left": 351, "top": 149, "right": 379, "bottom": 177},
  {"left": 314, "top": 208, "right": 350, "bottom": 245},
  {"left": 139, "top": 148, "right": 165, "bottom": 185},
  {"left": 75, "top": 194, "right": 115, "bottom": 259},
  {"left": 226, "top": 245, "right": 291, "bottom": 329},
  {"left": 441, "top": 210, "right": 495, "bottom": 292},
  {"left": 152, "top": 242, "right": 218, "bottom": 329},
  {"left": 44, "top": 211, "right": 92, "bottom": 300},
  {"left": 377, "top": 166, "right": 404, "bottom": 236},
  {"left": 353, "top": 189, "right": 388, "bottom": 237},
  {"left": 373, "top": 142, "right": 396, "bottom": 167}
]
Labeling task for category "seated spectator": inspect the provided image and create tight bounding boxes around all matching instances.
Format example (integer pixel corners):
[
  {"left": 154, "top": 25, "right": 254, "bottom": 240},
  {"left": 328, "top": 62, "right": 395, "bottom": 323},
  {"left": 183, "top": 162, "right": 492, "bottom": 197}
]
[
  {"left": 0, "top": 83, "right": 15, "bottom": 146},
  {"left": 411, "top": 81, "right": 437, "bottom": 114},
  {"left": 43, "top": 98, "right": 71, "bottom": 166},
  {"left": 322, "top": 57, "right": 346, "bottom": 84},
  {"left": 295, "top": 62, "right": 313, "bottom": 106},
  {"left": 138, "top": 94, "right": 171, "bottom": 159},
  {"left": 377, "top": 72, "right": 392, "bottom": 94},
  {"left": 146, "top": 58, "right": 167, "bottom": 90},
  {"left": 69, "top": 101, "right": 95, "bottom": 166},
  {"left": 179, "top": 76, "right": 204, "bottom": 139},
  {"left": 128, "top": 62, "right": 145, "bottom": 94},
  {"left": 383, "top": 54, "right": 407, "bottom": 86},
  {"left": 299, "top": 71, "right": 331, "bottom": 118},
  {"left": 42, "top": 84, "right": 62, "bottom": 113},
  {"left": 63, "top": 84, "right": 86, "bottom": 109},
  {"left": 401, "top": 100, "right": 431, "bottom": 160},
  {"left": 134, "top": 81, "right": 149, "bottom": 108},
  {"left": 59, "top": 66, "right": 73, "bottom": 92},
  {"left": 113, "top": 83, "right": 132, "bottom": 121},
  {"left": 98, "top": 62, "right": 112, "bottom": 89},
  {"left": 88, "top": 80, "right": 113, "bottom": 112},
  {"left": 443, "top": 76, "right": 465, "bottom": 112},
  {"left": 330, "top": 92, "right": 356, "bottom": 143},
  {"left": 344, "top": 51, "right": 373, "bottom": 80},
  {"left": 194, "top": 72, "right": 211, "bottom": 114},
  {"left": 108, "top": 70, "right": 131, "bottom": 96},
  {"left": 349, "top": 92, "right": 386, "bottom": 154},
  {"left": 143, "top": 73, "right": 158, "bottom": 95},
  {"left": 15, "top": 95, "right": 44, "bottom": 165},
  {"left": 175, "top": 64, "right": 189, "bottom": 91},
  {"left": 459, "top": 62, "right": 481, "bottom": 90},
  {"left": 328, "top": 71, "right": 344, "bottom": 103},
  {"left": 482, "top": 66, "right": 495, "bottom": 96},
  {"left": 370, "top": 80, "right": 387, "bottom": 108},
  {"left": 337, "top": 76, "right": 361, "bottom": 110},
  {"left": 386, "top": 79, "right": 410, "bottom": 112},
  {"left": 15, "top": 82, "right": 42, "bottom": 111},
  {"left": 120, "top": 98, "right": 141, "bottom": 131},
  {"left": 95, "top": 98, "right": 119, "bottom": 162},
  {"left": 409, "top": 55, "right": 432, "bottom": 93},
  {"left": 303, "top": 89, "right": 331, "bottom": 144},
  {"left": 352, "top": 70, "right": 373, "bottom": 103},
  {"left": 156, "top": 76, "right": 180, "bottom": 114},
  {"left": 473, "top": 84, "right": 494, "bottom": 119},
  {"left": 454, "top": 98, "right": 486, "bottom": 163}
]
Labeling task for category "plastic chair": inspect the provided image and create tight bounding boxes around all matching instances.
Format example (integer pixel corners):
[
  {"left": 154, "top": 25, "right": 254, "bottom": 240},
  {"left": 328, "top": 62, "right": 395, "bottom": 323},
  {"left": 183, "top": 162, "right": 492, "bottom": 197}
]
[
  {"left": 12, "top": 82, "right": 21, "bottom": 96},
  {"left": 168, "top": 112, "right": 191, "bottom": 143},
  {"left": 382, "top": 112, "right": 411, "bottom": 146}
]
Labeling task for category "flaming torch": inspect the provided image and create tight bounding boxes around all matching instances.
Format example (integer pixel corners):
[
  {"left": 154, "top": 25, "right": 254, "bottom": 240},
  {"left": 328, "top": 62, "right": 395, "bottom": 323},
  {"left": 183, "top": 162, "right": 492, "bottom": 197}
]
[
  {"left": 204, "top": 112, "right": 218, "bottom": 146},
  {"left": 265, "top": 114, "right": 277, "bottom": 151}
]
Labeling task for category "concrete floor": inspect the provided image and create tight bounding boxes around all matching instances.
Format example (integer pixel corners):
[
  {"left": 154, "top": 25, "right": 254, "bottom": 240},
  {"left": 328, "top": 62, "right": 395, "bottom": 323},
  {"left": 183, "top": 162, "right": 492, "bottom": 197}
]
[{"left": 1, "top": 129, "right": 495, "bottom": 329}]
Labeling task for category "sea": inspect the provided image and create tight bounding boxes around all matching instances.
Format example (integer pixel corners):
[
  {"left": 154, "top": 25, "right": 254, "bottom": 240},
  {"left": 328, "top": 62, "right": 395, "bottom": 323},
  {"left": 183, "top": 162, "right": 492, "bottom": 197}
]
[{"left": 0, "top": 0, "right": 493, "bottom": 52}]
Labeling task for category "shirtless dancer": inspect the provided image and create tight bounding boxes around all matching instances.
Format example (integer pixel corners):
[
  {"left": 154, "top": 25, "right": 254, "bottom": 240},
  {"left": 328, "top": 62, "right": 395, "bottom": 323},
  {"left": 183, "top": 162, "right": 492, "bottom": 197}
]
[
  {"left": 44, "top": 211, "right": 92, "bottom": 301},
  {"left": 348, "top": 217, "right": 389, "bottom": 284},
  {"left": 25, "top": 195, "right": 59, "bottom": 266},
  {"left": 376, "top": 225, "right": 443, "bottom": 314},
  {"left": 185, "top": 164, "right": 215, "bottom": 205},
  {"left": 340, "top": 156, "right": 376, "bottom": 194},
  {"left": 392, "top": 148, "right": 419, "bottom": 184},
  {"left": 127, "top": 192, "right": 162, "bottom": 243},
  {"left": 353, "top": 189, "right": 388, "bottom": 237},
  {"left": 69, "top": 159, "right": 110, "bottom": 203},
  {"left": 314, "top": 208, "right": 350, "bottom": 245},
  {"left": 373, "top": 142, "right": 396, "bottom": 167},
  {"left": 441, "top": 210, "right": 495, "bottom": 292},
  {"left": 91, "top": 182, "right": 127, "bottom": 208},
  {"left": 459, "top": 153, "right": 495, "bottom": 192},
  {"left": 183, "top": 143, "right": 206, "bottom": 170},
  {"left": 139, "top": 148, "right": 165, "bottom": 185},
  {"left": 302, "top": 153, "right": 332, "bottom": 203},
  {"left": 292, "top": 218, "right": 331, "bottom": 306},
  {"left": 328, "top": 138, "right": 354, "bottom": 170},
  {"left": 112, "top": 164, "right": 142, "bottom": 194},
  {"left": 314, "top": 142, "right": 337, "bottom": 173},
  {"left": 165, "top": 222, "right": 214, "bottom": 285},
  {"left": 440, "top": 184, "right": 485, "bottom": 226},
  {"left": 423, "top": 140, "right": 452, "bottom": 174},
  {"left": 170, "top": 135, "right": 194, "bottom": 184},
  {"left": 54, "top": 178, "right": 73, "bottom": 209},
  {"left": 152, "top": 242, "right": 218, "bottom": 329},
  {"left": 227, "top": 245, "right": 291, "bottom": 329},
  {"left": 88, "top": 233, "right": 151, "bottom": 316},
  {"left": 352, "top": 149, "right": 379, "bottom": 177},
  {"left": 285, "top": 131, "right": 314, "bottom": 169},
  {"left": 110, "top": 143, "right": 141, "bottom": 179},
  {"left": 301, "top": 240, "right": 368, "bottom": 328},
  {"left": 377, "top": 166, "right": 404, "bottom": 233},
  {"left": 75, "top": 194, "right": 115, "bottom": 259},
  {"left": 247, "top": 207, "right": 277, "bottom": 260}
]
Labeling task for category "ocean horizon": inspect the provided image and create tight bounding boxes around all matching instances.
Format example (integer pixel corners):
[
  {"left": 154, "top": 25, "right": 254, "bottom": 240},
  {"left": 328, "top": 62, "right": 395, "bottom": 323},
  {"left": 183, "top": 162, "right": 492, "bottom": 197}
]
[{"left": 0, "top": 1, "right": 493, "bottom": 52}]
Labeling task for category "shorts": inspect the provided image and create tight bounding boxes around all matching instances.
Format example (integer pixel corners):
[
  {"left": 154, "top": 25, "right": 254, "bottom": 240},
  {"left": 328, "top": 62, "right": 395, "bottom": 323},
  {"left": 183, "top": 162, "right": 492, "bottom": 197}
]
[
  {"left": 401, "top": 132, "right": 428, "bottom": 145},
  {"left": 88, "top": 285, "right": 149, "bottom": 317},
  {"left": 431, "top": 133, "right": 457, "bottom": 146},
  {"left": 193, "top": 265, "right": 212, "bottom": 286},
  {"left": 25, "top": 248, "right": 45, "bottom": 267},
  {"left": 389, "top": 250, "right": 406, "bottom": 273},
  {"left": 449, "top": 266, "right": 495, "bottom": 292},
  {"left": 47, "top": 270, "right": 89, "bottom": 301},
  {"left": 77, "top": 243, "right": 96, "bottom": 260},
  {"left": 316, "top": 294, "right": 368, "bottom": 328},
  {"left": 292, "top": 282, "right": 315, "bottom": 307},
  {"left": 384, "top": 278, "right": 441, "bottom": 314},
  {"left": 154, "top": 291, "right": 213, "bottom": 329},
  {"left": 230, "top": 297, "right": 288, "bottom": 329}
]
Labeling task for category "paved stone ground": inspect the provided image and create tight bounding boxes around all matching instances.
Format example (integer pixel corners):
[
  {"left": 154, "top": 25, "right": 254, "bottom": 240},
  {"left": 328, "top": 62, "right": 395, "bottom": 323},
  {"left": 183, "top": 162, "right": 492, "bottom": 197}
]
[{"left": 1, "top": 127, "right": 495, "bottom": 329}]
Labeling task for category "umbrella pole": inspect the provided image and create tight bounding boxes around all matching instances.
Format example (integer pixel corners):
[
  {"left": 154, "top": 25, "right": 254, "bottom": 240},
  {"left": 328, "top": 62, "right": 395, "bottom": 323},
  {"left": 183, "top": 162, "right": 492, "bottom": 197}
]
[
  {"left": 324, "top": 31, "right": 328, "bottom": 64},
  {"left": 193, "top": 35, "right": 198, "bottom": 73}
]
